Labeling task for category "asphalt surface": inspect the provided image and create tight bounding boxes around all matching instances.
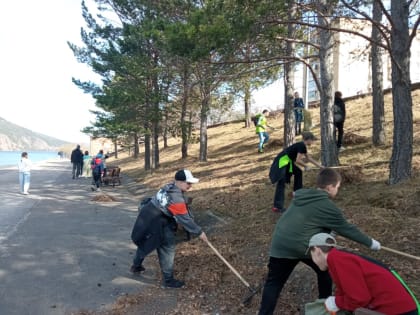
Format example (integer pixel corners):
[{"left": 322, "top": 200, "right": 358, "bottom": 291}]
[{"left": 0, "top": 159, "right": 159, "bottom": 315}]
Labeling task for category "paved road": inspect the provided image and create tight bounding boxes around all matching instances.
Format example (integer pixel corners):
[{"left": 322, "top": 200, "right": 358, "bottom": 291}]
[{"left": 0, "top": 160, "right": 158, "bottom": 315}]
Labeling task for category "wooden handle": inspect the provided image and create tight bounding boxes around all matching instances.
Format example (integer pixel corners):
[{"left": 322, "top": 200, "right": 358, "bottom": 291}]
[
  {"left": 205, "top": 240, "right": 251, "bottom": 288},
  {"left": 382, "top": 246, "right": 420, "bottom": 260}
]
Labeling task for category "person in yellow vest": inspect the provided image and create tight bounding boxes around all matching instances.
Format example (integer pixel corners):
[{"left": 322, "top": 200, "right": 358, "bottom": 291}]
[
  {"left": 268, "top": 132, "right": 323, "bottom": 212},
  {"left": 256, "top": 109, "right": 275, "bottom": 153}
]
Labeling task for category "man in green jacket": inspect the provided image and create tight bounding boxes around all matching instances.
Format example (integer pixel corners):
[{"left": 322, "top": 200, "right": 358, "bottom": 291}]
[{"left": 258, "top": 168, "right": 381, "bottom": 315}]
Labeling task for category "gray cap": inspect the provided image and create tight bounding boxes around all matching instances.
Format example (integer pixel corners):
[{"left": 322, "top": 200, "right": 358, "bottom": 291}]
[{"left": 306, "top": 233, "right": 337, "bottom": 254}]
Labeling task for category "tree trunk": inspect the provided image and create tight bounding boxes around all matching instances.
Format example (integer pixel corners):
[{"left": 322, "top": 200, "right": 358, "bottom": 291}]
[
  {"left": 317, "top": 1, "right": 339, "bottom": 166},
  {"left": 163, "top": 109, "right": 168, "bottom": 149},
  {"left": 371, "top": 1, "right": 386, "bottom": 146},
  {"left": 284, "top": 63, "right": 295, "bottom": 147},
  {"left": 244, "top": 80, "right": 251, "bottom": 128},
  {"left": 113, "top": 140, "right": 118, "bottom": 159},
  {"left": 389, "top": 0, "right": 413, "bottom": 184},
  {"left": 133, "top": 133, "right": 139, "bottom": 159},
  {"left": 181, "top": 65, "right": 189, "bottom": 159},
  {"left": 199, "top": 92, "right": 210, "bottom": 162},
  {"left": 144, "top": 133, "right": 151, "bottom": 171}
]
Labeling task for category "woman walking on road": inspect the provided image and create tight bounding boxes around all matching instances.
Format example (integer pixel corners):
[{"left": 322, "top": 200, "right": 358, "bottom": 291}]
[{"left": 18, "top": 152, "right": 32, "bottom": 195}]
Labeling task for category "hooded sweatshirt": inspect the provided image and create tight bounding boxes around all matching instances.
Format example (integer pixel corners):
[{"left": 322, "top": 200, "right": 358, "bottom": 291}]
[{"left": 270, "top": 188, "right": 372, "bottom": 259}]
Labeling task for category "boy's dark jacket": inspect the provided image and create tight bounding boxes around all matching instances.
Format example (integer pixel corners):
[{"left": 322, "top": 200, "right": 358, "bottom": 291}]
[{"left": 131, "top": 200, "right": 175, "bottom": 256}]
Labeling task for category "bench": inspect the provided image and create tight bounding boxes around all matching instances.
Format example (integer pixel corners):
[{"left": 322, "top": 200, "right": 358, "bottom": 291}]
[{"left": 102, "top": 167, "right": 122, "bottom": 187}]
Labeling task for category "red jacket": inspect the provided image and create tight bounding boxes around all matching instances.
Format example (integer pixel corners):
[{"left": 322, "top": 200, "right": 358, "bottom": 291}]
[{"left": 327, "top": 248, "right": 417, "bottom": 314}]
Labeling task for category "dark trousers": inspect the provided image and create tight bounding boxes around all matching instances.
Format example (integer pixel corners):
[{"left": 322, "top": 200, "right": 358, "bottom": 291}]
[
  {"left": 334, "top": 121, "right": 344, "bottom": 148},
  {"left": 273, "top": 165, "right": 303, "bottom": 209},
  {"left": 295, "top": 122, "right": 302, "bottom": 135},
  {"left": 72, "top": 162, "right": 82, "bottom": 178},
  {"left": 93, "top": 172, "right": 102, "bottom": 188},
  {"left": 258, "top": 257, "right": 332, "bottom": 315}
]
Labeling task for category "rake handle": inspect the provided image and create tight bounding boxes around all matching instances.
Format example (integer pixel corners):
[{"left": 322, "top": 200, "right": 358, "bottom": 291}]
[
  {"left": 382, "top": 246, "right": 420, "bottom": 260},
  {"left": 205, "top": 240, "right": 252, "bottom": 289}
]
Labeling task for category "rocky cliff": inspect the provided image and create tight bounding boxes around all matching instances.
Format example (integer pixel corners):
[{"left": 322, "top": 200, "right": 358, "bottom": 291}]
[{"left": 0, "top": 117, "right": 69, "bottom": 151}]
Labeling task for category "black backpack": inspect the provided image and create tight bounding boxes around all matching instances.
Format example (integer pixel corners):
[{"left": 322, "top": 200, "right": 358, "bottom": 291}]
[{"left": 252, "top": 114, "right": 261, "bottom": 126}]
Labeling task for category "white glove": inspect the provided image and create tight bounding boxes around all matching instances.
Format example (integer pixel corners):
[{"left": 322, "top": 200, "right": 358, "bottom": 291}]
[
  {"left": 325, "top": 296, "right": 339, "bottom": 312},
  {"left": 370, "top": 239, "right": 381, "bottom": 251}
]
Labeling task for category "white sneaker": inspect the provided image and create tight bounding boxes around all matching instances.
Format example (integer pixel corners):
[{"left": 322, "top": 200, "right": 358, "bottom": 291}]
[
  {"left": 23, "top": 192, "right": 29, "bottom": 195},
  {"left": 96, "top": 188, "right": 101, "bottom": 192},
  {"left": 339, "top": 146, "right": 346, "bottom": 152}
]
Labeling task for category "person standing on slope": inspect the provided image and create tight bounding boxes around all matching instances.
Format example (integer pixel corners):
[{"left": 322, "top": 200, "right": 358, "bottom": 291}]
[{"left": 256, "top": 109, "right": 275, "bottom": 153}]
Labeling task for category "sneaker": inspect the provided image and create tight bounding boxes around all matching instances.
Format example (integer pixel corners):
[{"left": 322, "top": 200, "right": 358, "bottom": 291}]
[
  {"left": 258, "top": 149, "right": 264, "bottom": 153},
  {"left": 130, "top": 265, "right": 145, "bottom": 274},
  {"left": 161, "top": 278, "right": 185, "bottom": 289},
  {"left": 339, "top": 146, "right": 346, "bottom": 152},
  {"left": 96, "top": 188, "right": 101, "bottom": 192},
  {"left": 23, "top": 192, "right": 29, "bottom": 195}
]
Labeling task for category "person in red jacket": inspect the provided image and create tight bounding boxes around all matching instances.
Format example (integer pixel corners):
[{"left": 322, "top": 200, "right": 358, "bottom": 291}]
[{"left": 307, "top": 233, "right": 418, "bottom": 315}]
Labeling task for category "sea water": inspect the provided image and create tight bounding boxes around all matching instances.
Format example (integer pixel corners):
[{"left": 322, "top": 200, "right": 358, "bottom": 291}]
[{"left": 0, "top": 151, "right": 60, "bottom": 167}]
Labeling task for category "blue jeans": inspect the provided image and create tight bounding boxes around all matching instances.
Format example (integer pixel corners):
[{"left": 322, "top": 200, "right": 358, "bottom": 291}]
[
  {"left": 19, "top": 172, "right": 30, "bottom": 193},
  {"left": 133, "top": 223, "right": 176, "bottom": 282},
  {"left": 258, "top": 132, "right": 269, "bottom": 150}
]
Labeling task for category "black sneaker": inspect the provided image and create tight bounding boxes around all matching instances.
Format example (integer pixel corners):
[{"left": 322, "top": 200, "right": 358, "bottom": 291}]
[
  {"left": 161, "top": 279, "right": 185, "bottom": 288},
  {"left": 130, "top": 265, "right": 145, "bottom": 274}
]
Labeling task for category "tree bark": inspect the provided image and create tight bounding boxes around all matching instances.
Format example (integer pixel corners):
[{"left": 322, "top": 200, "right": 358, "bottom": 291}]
[
  {"left": 371, "top": 1, "right": 386, "bottom": 146},
  {"left": 244, "top": 80, "right": 251, "bottom": 128},
  {"left": 199, "top": 91, "right": 210, "bottom": 162},
  {"left": 317, "top": 1, "right": 339, "bottom": 166},
  {"left": 283, "top": 0, "right": 296, "bottom": 148},
  {"left": 389, "top": 0, "right": 413, "bottom": 184},
  {"left": 144, "top": 133, "right": 151, "bottom": 171},
  {"left": 181, "top": 65, "right": 190, "bottom": 159}
]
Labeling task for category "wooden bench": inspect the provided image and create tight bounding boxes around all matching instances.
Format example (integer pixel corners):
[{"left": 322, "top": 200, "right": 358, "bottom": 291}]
[{"left": 102, "top": 167, "right": 122, "bottom": 187}]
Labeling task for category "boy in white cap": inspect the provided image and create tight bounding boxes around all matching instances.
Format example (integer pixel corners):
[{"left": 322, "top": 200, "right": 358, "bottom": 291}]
[
  {"left": 307, "top": 233, "right": 418, "bottom": 315},
  {"left": 130, "top": 169, "right": 208, "bottom": 288}
]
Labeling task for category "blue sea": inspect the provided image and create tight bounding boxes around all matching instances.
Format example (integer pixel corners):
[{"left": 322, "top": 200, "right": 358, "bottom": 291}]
[{"left": 0, "top": 151, "right": 60, "bottom": 168}]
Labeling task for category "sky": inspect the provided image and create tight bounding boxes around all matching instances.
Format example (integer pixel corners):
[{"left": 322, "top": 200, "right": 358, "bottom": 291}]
[
  {"left": 0, "top": 0, "right": 100, "bottom": 144},
  {"left": 0, "top": 1, "right": 284, "bottom": 145}
]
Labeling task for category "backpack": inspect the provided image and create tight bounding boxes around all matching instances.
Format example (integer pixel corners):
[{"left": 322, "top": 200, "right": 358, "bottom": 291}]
[
  {"left": 252, "top": 114, "right": 261, "bottom": 126},
  {"left": 333, "top": 104, "right": 344, "bottom": 123},
  {"left": 269, "top": 153, "right": 286, "bottom": 184},
  {"left": 91, "top": 158, "right": 102, "bottom": 170}
]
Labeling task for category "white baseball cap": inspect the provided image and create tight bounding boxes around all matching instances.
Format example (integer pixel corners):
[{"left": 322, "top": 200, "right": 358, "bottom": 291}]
[{"left": 174, "top": 169, "right": 199, "bottom": 183}]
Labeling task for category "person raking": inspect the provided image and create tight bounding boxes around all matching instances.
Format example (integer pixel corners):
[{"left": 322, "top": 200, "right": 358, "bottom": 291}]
[{"left": 130, "top": 169, "right": 208, "bottom": 288}]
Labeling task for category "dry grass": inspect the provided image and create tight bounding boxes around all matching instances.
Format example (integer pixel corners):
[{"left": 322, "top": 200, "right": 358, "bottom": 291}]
[{"left": 95, "top": 90, "right": 420, "bottom": 315}]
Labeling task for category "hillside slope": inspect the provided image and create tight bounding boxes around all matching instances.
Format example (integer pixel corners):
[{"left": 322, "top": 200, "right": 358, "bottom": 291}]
[
  {"left": 0, "top": 117, "right": 70, "bottom": 151},
  {"left": 93, "top": 90, "right": 420, "bottom": 315}
]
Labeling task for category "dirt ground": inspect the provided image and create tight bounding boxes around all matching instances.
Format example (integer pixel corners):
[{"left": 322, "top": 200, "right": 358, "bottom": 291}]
[{"left": 75, "top": 90, "right": 420, "bottom": 314}]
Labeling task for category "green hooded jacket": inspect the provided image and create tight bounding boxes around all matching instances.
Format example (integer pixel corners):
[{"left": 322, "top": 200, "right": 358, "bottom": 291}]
[{"left": 269, "top": 188, "right": 372, "bottom": 259}]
